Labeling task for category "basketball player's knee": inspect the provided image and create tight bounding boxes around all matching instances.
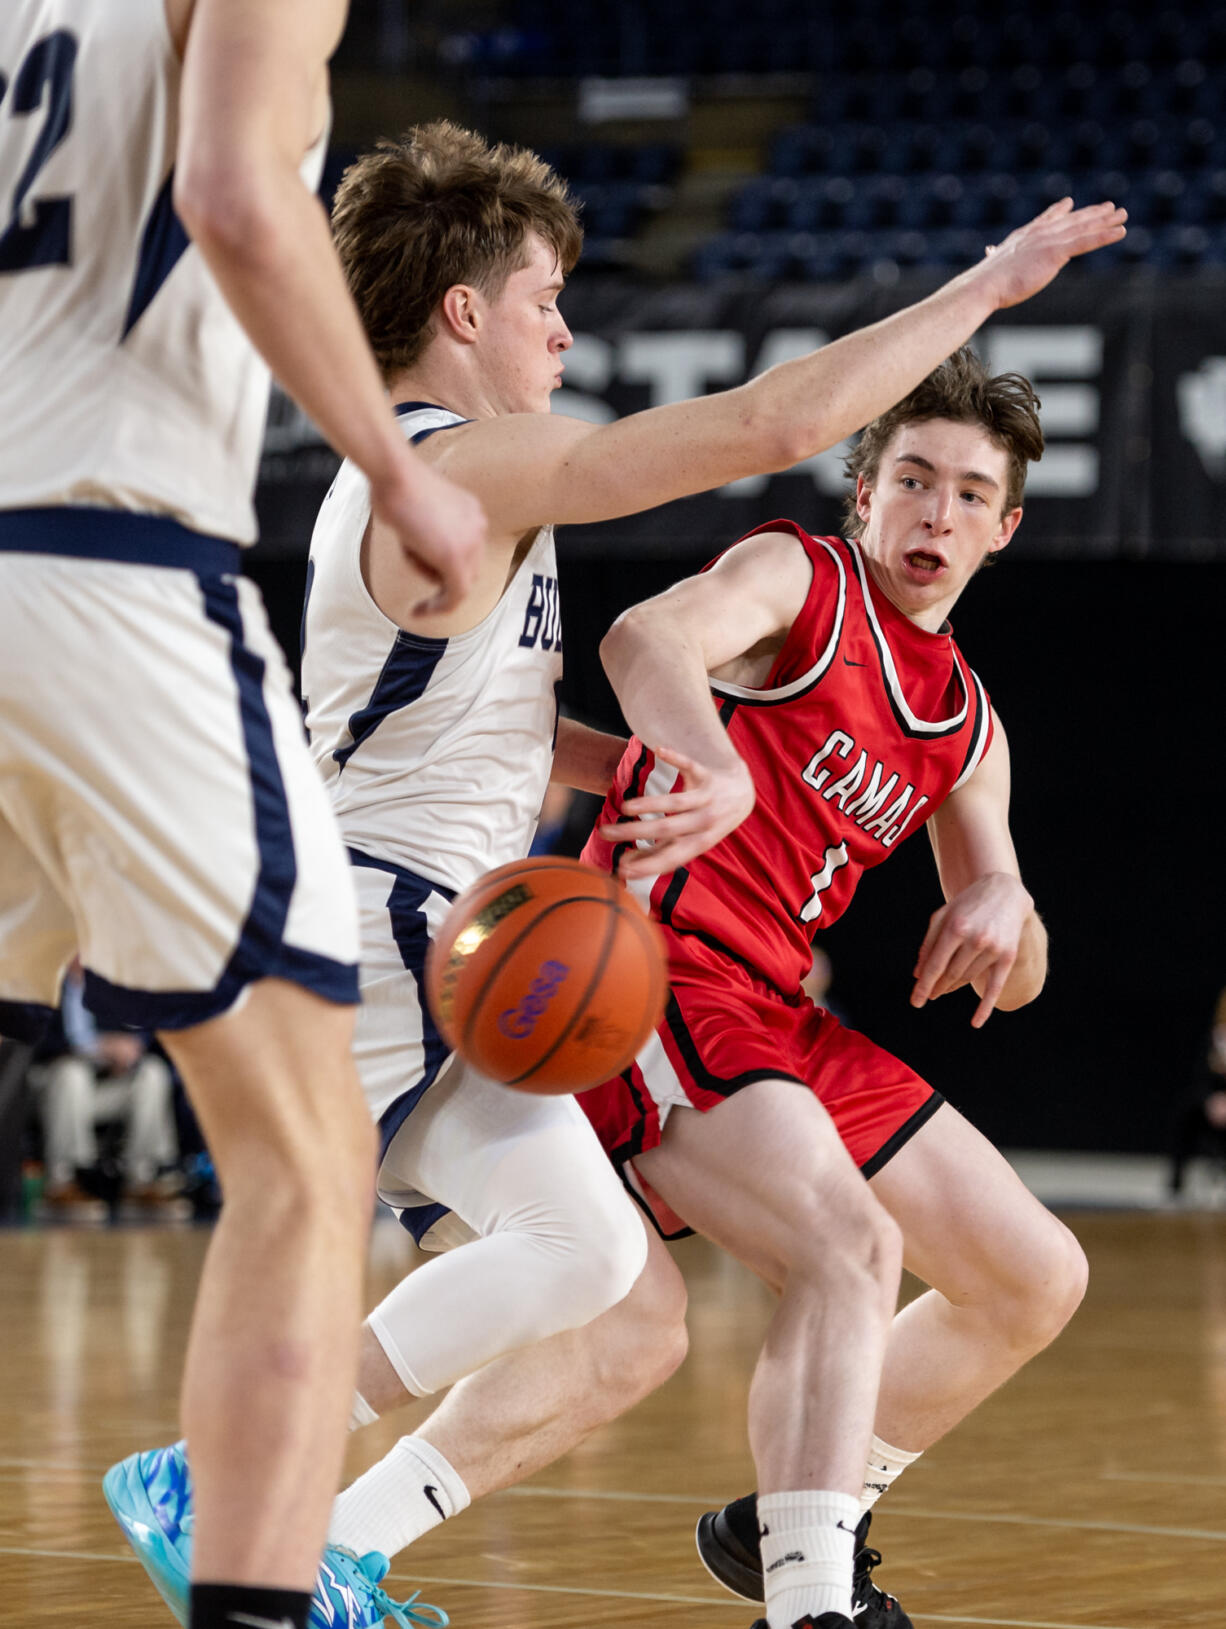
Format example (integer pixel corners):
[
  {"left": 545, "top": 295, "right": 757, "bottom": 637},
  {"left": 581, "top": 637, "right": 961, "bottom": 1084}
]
[
  {"left": 549, "top": 1197, "right": 649, "bottom": 1327},
  {"left": 992, "top": 1217, "right": 1088, "bottom": 1352},
  {"left": 587, "top": 1247, "right": 688, "bottom": 1410},
  {"left": 1019, "top": 1219, "right": 1087, "bottom": 1345},
  {"left": 788, "top": 1188, "right": 901, "bottom": 1307}
]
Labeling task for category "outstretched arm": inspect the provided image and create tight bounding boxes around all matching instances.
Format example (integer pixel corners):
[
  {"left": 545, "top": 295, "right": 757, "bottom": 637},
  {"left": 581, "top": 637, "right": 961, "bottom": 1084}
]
[
  {"left": 913, "top": 714, "right": 1048, "bottom": 1028},
  {"left": 430, "top": 198, "right": 1127, "bottom": 538},
  {"left": 173, "top": 0, "right": 485, "bottom": 609},
  {"left": 597, "top": 529, "right": 815, "bottom": 878}
]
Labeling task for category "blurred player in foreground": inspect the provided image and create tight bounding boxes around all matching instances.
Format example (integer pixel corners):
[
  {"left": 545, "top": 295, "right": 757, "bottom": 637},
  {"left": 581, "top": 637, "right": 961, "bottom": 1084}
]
[
  {"left": 575, "top": 347, "right": 1081, "bottom": 1628},
  {"left": 0, "top": 6, "right": 483, "bottom": 1629},
  {"left": 109, "top": 116, "right": 1123, "bottom": 1629}
]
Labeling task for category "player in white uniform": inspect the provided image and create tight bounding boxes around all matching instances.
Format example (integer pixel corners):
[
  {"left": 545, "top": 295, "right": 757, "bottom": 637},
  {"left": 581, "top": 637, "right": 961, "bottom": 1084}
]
[
  {"left": 115, "top": 120, "right": 1126, "bottom": 1628},
  {"left": 0, "top": 6, "right": 484, "bottom": 1629}
]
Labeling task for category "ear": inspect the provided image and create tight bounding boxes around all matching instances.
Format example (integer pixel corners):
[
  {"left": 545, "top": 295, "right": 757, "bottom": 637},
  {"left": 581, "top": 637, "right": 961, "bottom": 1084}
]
[
  {"left": 854, "top": 473, "right": 873, "bottom": 527},
  {"left": 438, "top": 284, "right": 482, "bottom": 346},
  {"left": 989, "top": 504, "right": 1023, "bottom": 555}
]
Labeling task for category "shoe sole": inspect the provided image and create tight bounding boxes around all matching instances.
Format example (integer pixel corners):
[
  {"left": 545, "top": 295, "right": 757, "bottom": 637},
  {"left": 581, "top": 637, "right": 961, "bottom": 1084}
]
[
  {"left": 102, "top": 1456, "right": 190, "bottom": 1625},
  {"left": 695, "top": 1511, "right": 764, "bottom": 1603}
]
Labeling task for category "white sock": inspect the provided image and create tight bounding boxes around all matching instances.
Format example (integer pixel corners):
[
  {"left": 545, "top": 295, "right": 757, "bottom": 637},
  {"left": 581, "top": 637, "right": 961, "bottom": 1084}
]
[
  {"left": 327, "top": 1435, "right": 471, "bottom": 1560},
  {"left": 348, "top": 1391, "right": 378, "bottom": 1432},
  {"left": 759, "top": 1489, "right": 858, "bottom": 1627},
  {"left": 861, "top": 1434, "right": 922, "bottom": 1514}
]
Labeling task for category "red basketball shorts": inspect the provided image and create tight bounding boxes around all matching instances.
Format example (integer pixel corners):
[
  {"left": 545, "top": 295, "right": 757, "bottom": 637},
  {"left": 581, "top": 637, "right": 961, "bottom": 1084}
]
[{"left": 577, "top": 929, "right": 942, "bottom": 1238}]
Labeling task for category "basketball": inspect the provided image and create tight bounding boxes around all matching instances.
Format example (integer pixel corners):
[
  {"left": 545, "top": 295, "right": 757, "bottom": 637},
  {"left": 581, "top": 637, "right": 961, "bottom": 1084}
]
[{"left": 424, "top": 856, "right": 668, "bottom": 1094}]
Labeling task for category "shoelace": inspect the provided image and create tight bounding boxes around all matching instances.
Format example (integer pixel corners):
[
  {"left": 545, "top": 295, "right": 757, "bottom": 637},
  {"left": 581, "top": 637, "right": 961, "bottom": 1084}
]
[
  {"left": 853, "top": 1544, "right": 896, "bottom": 1609},
  {"left": 376, "top": 1586, "right": 449, "bottom": 1628},
  {"left": 177, "top": 1517, "right": 447, "bottom": 1629}
]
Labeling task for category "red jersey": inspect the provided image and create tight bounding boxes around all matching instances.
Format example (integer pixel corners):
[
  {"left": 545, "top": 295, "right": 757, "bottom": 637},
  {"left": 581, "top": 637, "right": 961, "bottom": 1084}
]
[{"left": 582, "top": 522, "right": 993, "bottom": 995}]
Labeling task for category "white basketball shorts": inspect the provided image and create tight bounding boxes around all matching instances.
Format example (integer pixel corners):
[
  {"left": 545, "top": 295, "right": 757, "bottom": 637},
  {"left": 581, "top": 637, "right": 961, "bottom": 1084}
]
[{"left": 0, "top": 508, "right": 359, "bottom": 1038}]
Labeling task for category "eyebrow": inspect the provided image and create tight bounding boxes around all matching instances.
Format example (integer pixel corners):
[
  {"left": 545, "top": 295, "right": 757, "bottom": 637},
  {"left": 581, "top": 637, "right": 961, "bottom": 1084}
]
[{"left": 894, "top": 453, "right": 1000, "bottom": 490}]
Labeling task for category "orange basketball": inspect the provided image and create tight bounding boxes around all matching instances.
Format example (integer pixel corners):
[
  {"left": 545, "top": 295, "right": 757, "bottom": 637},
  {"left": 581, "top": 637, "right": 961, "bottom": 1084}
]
[{"left": 424, "top": 856, "right": 668, "bottom": 1094}]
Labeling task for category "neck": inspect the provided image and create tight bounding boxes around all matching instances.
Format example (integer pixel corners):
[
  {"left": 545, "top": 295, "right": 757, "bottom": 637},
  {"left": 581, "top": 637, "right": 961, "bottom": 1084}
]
[{"left": 386, "top": 352, "right": 503, "bottom": 422}]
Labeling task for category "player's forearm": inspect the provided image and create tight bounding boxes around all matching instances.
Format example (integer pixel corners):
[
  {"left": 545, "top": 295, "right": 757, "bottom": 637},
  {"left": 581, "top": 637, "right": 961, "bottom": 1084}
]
[
  {"left": 740, "top": 269, "right": 1000, "bottom": 468},
  {"left": 986, "top": 906, "right": 1048, "bottom": 1011},
  {"left": 558, "top": 267, "right": 999, "bottom": 520},
  {"left": 601, "top": 612, "right": 741, "bottom": 776},
  {"left": 176, "top": 166, "right": 416, "bottom": 497},
  {"left": 552, "top": 719, "right": 628, "bottom": 795}
]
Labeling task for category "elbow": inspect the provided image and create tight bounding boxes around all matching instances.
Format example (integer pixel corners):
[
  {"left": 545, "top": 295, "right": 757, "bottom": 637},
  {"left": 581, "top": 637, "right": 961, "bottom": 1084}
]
[
  {"left": 173, "top": 156, "right": 281, "bottom": 268},
  {"left": 600, "top": 606, "right": 653, "bottom": 682}
]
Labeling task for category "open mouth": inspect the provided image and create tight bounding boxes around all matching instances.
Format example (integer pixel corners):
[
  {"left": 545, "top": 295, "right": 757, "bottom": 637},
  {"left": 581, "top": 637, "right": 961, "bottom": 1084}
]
[{"left": 904, "top": 549, "right": 945, "bottom": 576}]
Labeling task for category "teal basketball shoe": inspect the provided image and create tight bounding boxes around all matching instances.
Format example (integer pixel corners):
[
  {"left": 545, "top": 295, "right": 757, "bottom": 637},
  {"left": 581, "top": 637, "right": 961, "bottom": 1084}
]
[{"left": 104, "top": 1441, "right": 449, "bottom": 1628}]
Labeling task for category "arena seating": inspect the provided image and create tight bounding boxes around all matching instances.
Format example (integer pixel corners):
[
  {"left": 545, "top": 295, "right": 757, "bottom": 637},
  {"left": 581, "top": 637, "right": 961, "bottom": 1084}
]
[{"left": 436, "top": 1, "right": 1226, "bottom": 278}]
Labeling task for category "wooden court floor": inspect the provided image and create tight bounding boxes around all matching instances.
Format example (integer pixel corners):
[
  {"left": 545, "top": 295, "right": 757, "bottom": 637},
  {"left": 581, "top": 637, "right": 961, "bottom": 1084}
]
[{"left": 1, "top": 1208, "right": 1224, "bottom": 1628}]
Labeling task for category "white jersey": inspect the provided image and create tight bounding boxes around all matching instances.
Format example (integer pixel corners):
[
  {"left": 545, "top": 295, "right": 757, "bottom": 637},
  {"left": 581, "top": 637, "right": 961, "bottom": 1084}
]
[
  {"left": 303, "top": 404, "right": 564, "bottom": 895},
  {"left": 0, "top": 0, "right": 325, "bottom": 544}
]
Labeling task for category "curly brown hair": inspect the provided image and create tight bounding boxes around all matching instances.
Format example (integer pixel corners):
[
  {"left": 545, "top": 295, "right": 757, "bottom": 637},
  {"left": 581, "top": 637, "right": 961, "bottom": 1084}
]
[
  {"left": 331, "top": 120, "right": 583, "bottom": 377},
  {"left": 842, "top": 346, "right": 1044, "bottom": 537}
]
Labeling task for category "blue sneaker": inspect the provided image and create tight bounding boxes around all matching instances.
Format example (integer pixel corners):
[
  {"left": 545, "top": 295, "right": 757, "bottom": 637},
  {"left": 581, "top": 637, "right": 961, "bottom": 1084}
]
[
  {"left": 102, "top": 1441, "right": 192, "bottom": 1624},
  {"left": 104, "top": 1440, "right": 449, "bottom": 1629},
  {"left": 313, "top": 1547, "right": 449, "bottom": 1629}
]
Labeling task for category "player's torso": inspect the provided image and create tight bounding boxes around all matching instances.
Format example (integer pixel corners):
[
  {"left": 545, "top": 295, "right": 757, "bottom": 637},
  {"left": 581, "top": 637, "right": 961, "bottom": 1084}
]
[
  {"left": 303, "top": 405, "right": 565, "bottom": 894},
  {"left": 587, "top": 526, "right": 992, "bottom": 992},
  {"left": 0, "top": 0, "right": 323, "bottom": 544}
]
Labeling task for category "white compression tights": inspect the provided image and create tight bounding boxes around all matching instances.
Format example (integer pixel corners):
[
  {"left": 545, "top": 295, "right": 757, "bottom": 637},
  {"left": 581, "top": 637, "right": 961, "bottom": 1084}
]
[{"left": 369, "top": 1063, "right": 648, "bottom": 1398}]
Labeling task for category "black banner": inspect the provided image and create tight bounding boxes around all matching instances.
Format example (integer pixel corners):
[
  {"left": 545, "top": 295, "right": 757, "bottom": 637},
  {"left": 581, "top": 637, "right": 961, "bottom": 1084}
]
[{"left": 254, "top": 271, "right": 1226, "bottom": 561}]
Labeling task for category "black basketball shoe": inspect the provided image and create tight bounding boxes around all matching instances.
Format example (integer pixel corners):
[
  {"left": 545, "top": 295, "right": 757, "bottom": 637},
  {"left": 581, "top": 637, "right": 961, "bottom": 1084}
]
[
  {"left": 747, "top": 1616, "right": 856, "bottom": 1629},
  {"left": 698, "top": 1497, "right": 913, "bottom": 1628}
]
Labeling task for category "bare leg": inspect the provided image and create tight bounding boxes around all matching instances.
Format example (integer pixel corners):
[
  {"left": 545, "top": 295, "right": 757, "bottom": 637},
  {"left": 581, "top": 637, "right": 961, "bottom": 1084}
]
[
  {"left": 637, "top": 1081, "right": 901, "bottom": 1498},
  {"left": 161, "top": 979, "right": 376, "bottom": 1589},
  {"left": 870, "top": 1102, "right": 1088, "bottom": 1450}
]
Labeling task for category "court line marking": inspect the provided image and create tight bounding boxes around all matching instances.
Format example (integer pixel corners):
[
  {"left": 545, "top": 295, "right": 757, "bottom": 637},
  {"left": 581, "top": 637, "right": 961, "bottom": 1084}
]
[
  {"left": 504, "top": 1485, "right": 1226, "bottom": 1542},
  {"left": 0, "top": 1545, "right": 1141, "bottom": 1627},
  {"left": 1100, "top": 1469, "right": 1226, "bottom": 1487}
]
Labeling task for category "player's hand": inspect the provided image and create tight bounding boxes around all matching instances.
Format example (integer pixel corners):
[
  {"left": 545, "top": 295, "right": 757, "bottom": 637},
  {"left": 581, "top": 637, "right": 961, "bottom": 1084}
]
[
  {"left": 971, "top": 198, "right": 1127, "bottom": 309},
  {"left": 371, "top": 455, "right": 487, "bottom": 616},
  {"left": 911, "top": 872, "right": 1034, "bottom": 1028},
  {"left": 600, "top": 746, "right": 755, "bottom": 880}
]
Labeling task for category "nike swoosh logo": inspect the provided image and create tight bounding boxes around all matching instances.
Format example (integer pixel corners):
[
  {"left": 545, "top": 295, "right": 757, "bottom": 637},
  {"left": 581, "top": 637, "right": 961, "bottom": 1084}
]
[
  {"left": 842, "top": 656, "right": 867, "bottom": 667},
  {"left": 225, "top": 1615, "right": 295, "bottom": 1629},
  {"left": 423, "top": 1483, "right": 446, "bottom": 1521}
]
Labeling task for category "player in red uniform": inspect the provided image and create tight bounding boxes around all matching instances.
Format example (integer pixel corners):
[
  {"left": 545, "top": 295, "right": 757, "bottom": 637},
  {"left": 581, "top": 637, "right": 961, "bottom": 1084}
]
[{"left": 575, "top": 347, "right": 1081, "bottom": 1629}]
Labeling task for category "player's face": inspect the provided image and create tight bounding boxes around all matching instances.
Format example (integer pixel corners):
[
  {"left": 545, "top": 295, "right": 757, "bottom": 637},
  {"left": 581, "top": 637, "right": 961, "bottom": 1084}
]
[
  {"left": 477, "top": 232, "right": 573, "bottom": 414},
  {"left": 854, "top": 418, "right": 1023, "bottom": 629}
]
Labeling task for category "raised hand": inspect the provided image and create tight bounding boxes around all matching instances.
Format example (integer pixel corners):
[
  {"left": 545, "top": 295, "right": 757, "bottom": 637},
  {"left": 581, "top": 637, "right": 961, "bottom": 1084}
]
[
  {"left": 971, "top": 197, "right": 1128, "bottom": 310},
  {"left": 911, "top": 871, "right": 1035, "bottom": 1029},
  {"left": 371, "top": 455, "right": 488, "bottom": 616},
  {"left": 601, "top": 745, "right": 755, "bottom": 881}
]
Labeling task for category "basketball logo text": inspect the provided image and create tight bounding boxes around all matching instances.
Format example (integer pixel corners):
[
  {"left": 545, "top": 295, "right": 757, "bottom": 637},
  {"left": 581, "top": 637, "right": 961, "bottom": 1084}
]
[{"left": 498, "top": 959, "right": 570, "bottom": 1038}]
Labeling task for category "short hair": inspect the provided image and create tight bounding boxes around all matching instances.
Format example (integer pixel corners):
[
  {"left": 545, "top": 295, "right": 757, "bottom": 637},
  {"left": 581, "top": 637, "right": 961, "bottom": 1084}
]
[
  {"left": 842, "top": 346, "right": 1045, "bottom": 537},
  {"left": 331, "top": 120, "right": 583, "bottom": 376}
]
